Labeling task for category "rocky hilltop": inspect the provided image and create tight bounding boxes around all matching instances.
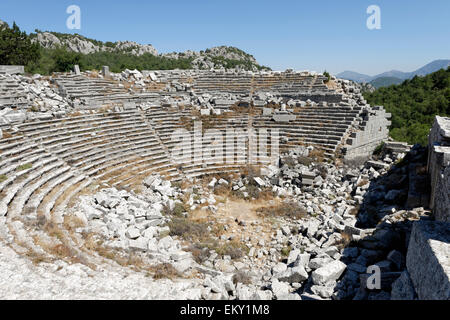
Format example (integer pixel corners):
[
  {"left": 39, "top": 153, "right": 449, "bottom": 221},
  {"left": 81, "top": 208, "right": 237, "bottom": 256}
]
[
  {"left": 31, "top": 31, "right": 158, "bottom": 56},
  {"left": 29, "top": 30, "right": 268, "bottom": 72},
  {"left": 163, "top": 46, "right": 268, "bottom": 72}
]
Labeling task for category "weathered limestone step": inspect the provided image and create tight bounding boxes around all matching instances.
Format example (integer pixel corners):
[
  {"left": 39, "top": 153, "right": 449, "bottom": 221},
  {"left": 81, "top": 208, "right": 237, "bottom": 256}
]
[
  {"left": 26, "top": 171, "right": 75, "bottom": 212},
  {"left": 52, "top": 178, "right": 93, "bottom": 223},
  {"left": 0, "top": 158, "right": 63, "bottom": 216},
  {"left": 40, "top": 175, "right": 89, "bottom": 221},
  {"left": 9, "top": 166, "right": 72, "bottom": 218}
]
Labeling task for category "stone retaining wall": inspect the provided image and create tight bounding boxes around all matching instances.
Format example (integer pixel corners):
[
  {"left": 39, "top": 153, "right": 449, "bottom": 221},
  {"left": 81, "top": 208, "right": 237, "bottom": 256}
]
[
  {"left": 402, "top": 116, "right": 450, "bottom": 300},
  {"left": 428, "top": 116, "right": 450, "bottom": 222},
  {"left": 0, "top": 65, "right": 24, "bottom": 74},
  {"left": 406, "top": 220, "right": 450, "bottom": 300},
  {"left": 342, "top": 106, "right": 391, "bottom": 160}
]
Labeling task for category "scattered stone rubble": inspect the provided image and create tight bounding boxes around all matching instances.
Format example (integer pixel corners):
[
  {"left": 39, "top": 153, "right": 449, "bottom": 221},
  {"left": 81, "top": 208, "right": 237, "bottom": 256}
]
[
  {"left": 0, "top": 61, "right": 446, "bottom": 300},
  {"left": 39, "top": 140, "right": 440, "bottom": 300},
  {"left": 0, "top": 73, "right": 71, "bottom": 125}
]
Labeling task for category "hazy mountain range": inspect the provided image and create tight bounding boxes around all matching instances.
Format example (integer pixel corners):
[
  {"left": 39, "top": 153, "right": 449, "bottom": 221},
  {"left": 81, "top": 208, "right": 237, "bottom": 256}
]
[{"left": 337, "top": 59, "right": 450, "bottom": 88}]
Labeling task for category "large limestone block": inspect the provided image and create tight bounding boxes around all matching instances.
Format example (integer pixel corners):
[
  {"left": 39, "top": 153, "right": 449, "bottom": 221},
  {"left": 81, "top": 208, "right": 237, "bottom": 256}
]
[
  {"left": 406, "top": 220, "right": 450, "bottom": 300},
  {"left": 311, "top": 260, "right": 346, "bottom": 285},
  {"left": 434, "top": 164, "right": 450, "bottom": 222}
]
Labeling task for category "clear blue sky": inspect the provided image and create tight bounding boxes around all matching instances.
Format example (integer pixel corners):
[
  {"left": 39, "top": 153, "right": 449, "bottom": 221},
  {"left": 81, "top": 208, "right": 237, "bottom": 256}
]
[{"left": 1, "top": 0, "right": 449, "bottom": 75}]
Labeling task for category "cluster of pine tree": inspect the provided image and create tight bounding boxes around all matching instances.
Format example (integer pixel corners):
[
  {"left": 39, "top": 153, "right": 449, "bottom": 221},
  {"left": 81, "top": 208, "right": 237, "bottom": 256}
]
[
  {"left": 364, "top": 67, "right": 450, "bottom": 146},
  {"left": 0, "top": 22, "right": 40, "bottom": 66}
]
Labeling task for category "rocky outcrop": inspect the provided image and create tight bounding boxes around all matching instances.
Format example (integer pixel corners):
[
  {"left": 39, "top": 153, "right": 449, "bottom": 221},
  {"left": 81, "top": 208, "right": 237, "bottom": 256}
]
[
  {"left": 162, "top": 46, "right": 268, "bottom": 72},
  {"left": 32, "top": 32, "right": 158, "bottom": 56},
  {"left": 31, "top": 32, "right": 267, "bottom": 71}
]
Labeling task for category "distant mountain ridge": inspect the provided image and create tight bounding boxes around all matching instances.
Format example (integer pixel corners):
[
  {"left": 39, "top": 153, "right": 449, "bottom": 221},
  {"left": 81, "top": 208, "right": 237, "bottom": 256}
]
[
  {"left": 369, "top": 76, "right": 403, "bottom": 89},
  {"left": 337, "top": 60, "right": 450, "bottom": 85}
]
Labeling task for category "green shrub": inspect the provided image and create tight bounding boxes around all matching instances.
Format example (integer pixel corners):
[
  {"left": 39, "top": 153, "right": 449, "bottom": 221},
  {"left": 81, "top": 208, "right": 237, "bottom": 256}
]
[
  {"left": 281, "top": 246, "right": 292, "bottom": 257},
  {"left": 323, "top": 71, "right": 331, "bottom": 83},
  {"left": 373, "top": 141, "right": 385, "bottom": 155}
]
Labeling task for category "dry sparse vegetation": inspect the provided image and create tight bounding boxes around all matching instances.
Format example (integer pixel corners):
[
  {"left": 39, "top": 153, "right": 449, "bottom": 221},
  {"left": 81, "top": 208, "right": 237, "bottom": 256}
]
[
  {"left": 309, "top": 148, "right": 326, "bottom": 162},
  {"left": 168, "top": 217, "right": 209, "bottom": 240},
  {"left": 163, "top": 202, "right": 187, "bottom": 217},
  {"left": 63, "top": 214, "right": 86, "bottom": 231},
  {"left": 232, "top": 270, "right": 252, "bottom": 285},
  {"left": 1, "top": 131, "right": 13, "bottom": 139},
  {"left": 348, "top": 205, "right": 360, "bottom": 216},
  {"left": 357, "top": 179, "right": 369, "bottom": 187},
  {"left": 335, "top": 232, "right": 352, "bottom": 249},
  {"left": 151, "top": 263, "right": 182, "bottom": 280},
  {"left": 256, "top": 201, "right": 307, "bottom": 220}
]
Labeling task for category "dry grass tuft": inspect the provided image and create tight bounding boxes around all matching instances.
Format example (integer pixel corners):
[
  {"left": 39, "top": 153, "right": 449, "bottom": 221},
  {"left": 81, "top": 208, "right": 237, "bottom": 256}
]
[
  {"left": 232, "top": 270, "right": 253, "bottom": 285},
  {"left": 187, "top": 239, "right": 247, "bottom": 262},
  {"left": 239, "top": 165, "right": 261, "bottom": 179},
  {"left": 162, "top": 202, "right": 187, "bottom": 217},
  {"left": 25, "top": 249, "right": 51, "bottom": 265},
  {"left": 256, "top": 202, "right": 307, "bottom": 220},
  {"left": 334, "top": 232, "right": 352, "bottom": 250},
  {"left": 151, "top": 263, "right": 182, "bottom": 280},
  {"left": 43, "top": 222, "right": 65, "bottom": 242},
  {"left": 63, "top": 214, "right": 86, "bottom": 231},
  {"left": 168, "top": 217, "right": 210, "bottom": 240},
  {"left": 348, "top": 205, "right": 360, "bottom": 216},
  {"left": 1, "top": 131, "right": 12, "bottom": 139},
  {"left": 309, "top": 148, "right": 326, "bottom": 162},
  {"left": 79, "top": 232, "right": 185, "bottom": 279},
  {"left": 357, "top": 179, "right": 369, "bottom": 187}
]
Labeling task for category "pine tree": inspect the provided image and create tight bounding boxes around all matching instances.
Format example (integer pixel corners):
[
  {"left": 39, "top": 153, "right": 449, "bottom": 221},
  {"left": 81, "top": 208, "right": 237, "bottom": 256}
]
[{"left": 0, "top": 22, "right": 40, "bottom": 66}]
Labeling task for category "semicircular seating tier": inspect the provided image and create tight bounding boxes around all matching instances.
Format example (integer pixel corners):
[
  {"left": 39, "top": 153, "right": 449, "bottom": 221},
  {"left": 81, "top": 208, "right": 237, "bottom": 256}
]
[{"left": 0, "top": 70, "right": 390, "bottom": 223}]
